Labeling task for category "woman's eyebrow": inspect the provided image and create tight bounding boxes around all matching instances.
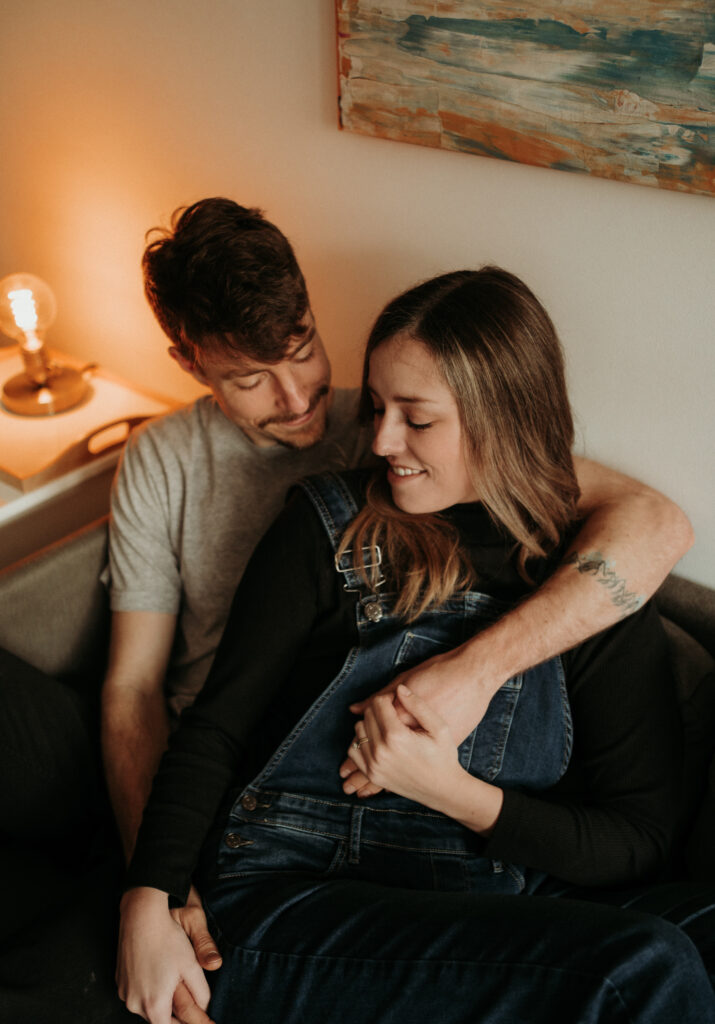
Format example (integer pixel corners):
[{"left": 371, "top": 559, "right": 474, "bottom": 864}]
[{"left": 367, "top": 383, "right": 438, "bottom": 405}]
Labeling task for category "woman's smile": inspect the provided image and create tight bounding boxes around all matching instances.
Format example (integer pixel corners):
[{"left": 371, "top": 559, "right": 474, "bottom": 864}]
[{"left": 368, "top": 333, "right": 479, "bottom": 514}]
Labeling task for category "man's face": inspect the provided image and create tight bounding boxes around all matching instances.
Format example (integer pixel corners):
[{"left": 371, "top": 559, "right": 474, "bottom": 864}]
[{"left": 174, "top": 312, "right": 332, "bottom": 448}]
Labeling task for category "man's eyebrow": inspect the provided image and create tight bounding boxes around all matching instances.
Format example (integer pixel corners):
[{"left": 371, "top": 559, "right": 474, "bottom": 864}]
[
  {"left": 224, "top": 365, "right": 265, "bottom": 380},
  {"left": 366, "top": 384, "right": 439, "bottom": 405},
  {"left": 223, "top": 328, "right": 317, "bottom": 380},
  {"left": 291, "top": 325, "right": 315, "bottom": 353}
]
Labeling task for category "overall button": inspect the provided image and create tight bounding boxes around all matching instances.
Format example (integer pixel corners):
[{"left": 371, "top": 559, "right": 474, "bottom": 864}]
[
  {"left": 225, "top": 833, "right": 253, "bottom": 849},
  {"left": 241, "top": 793, "right": 257, "bottom": 811}
]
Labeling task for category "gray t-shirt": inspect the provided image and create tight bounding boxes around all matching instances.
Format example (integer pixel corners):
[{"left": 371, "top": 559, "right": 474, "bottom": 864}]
[{"left": 107, "top": 388, "right": 371, "bottom": 717}]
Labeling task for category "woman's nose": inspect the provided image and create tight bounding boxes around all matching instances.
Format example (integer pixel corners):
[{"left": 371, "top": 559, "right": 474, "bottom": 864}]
[{"left": 372, "top": 416, "right": 404, "bottom": 457}]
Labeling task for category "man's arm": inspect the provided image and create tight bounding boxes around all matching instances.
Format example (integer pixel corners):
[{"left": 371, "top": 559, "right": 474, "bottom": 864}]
[
  {"left": 342, "top": 459, "right": 693, "bottom": 795},
  {"left": 101, "top": 610, "right": 177, "bottom": 864},
  {"left": 102, "top": 611, "right": 222, "bottom": 1024}
]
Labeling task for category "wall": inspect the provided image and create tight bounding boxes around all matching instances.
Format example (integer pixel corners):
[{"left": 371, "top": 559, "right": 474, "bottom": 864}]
[{"left": 1, "top": 1, "right": 713, "bottom": 585}]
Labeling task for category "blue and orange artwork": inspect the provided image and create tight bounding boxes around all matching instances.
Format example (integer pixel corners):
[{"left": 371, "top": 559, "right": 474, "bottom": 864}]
[{"left": 336, "top": 1, "right": 715, "bottom": 196}]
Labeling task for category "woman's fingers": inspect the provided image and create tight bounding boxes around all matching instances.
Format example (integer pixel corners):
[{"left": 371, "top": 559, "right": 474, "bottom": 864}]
[
  {"left": 172, "top": 981, "right": 216, "bottom": 1024},
  {"left": 181, "top": 963, "right": 213, "bottom": 1017},
  {"left": 339, "top": 754, "right": 358, "bottom": 778}
]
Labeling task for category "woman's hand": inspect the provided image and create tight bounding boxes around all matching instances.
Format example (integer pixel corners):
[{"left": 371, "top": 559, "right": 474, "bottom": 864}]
[
  {"left": 341, "top": 684, "right": 465, "bottom": 811},
  {"left": 117, "top": 886, "right": 215, "bottom": 1024},
  {"left": 342, "top": 685, "right": 504, "bottom": 834},
  {"left": 340, "top": 644, "right": 498, "bottom": 797}
]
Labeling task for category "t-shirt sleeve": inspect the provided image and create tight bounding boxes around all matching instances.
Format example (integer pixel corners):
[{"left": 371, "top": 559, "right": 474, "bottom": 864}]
[
  {"left": 125, "top": 488, "right": 334, "bottom": 902},
  {"left": 105, "top": 425, "right": 183, "bottom": 614},
  {"left": 484, "top": 601, "right": 684, "bottom": 886}
]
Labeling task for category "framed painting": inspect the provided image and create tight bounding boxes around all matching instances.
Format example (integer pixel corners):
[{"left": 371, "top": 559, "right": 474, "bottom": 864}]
[{"left": 336, "top": 1, "right": 715, "bottom": 196}]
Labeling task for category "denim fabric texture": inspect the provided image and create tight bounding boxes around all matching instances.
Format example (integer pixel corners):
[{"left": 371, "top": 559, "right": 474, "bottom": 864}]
[{"left": 201, "top": 472, "right": 715, "bottom": 1024}]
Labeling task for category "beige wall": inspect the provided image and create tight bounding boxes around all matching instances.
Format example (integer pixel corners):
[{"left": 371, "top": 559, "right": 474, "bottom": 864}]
[{"left": 2, "top": 1, "right": 713, "bottom": 584}]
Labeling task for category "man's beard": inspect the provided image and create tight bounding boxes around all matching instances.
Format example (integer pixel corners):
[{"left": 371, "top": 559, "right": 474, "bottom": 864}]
[{"left": 258, "top": 383, "right": 331, "bottom": 449}]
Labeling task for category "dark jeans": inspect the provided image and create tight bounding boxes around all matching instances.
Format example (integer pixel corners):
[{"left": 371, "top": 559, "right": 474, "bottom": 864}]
[
  {"left": 201, "top": 792, "right": 715, "bottom": 1024},
  {"left": 205, "top": 870, "right": 715, "bottom": 1024},
  {"left": 3, "top": 647, "right": 714, "bottom": 1023},
  {"left": 0, "top": 649, "right": 135, "bottom": 1024}
]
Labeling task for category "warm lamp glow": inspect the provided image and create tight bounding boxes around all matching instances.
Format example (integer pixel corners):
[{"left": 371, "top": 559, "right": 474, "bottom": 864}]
[
  {"left": 9, "top": 289, "right": 40, "bottom": 332},
  {"left": 0, "top": 272, "right": 88, "bottom": 416}
]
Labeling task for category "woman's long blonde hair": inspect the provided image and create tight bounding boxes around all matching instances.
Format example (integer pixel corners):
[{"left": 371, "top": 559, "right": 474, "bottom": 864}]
[{"left": 338, "top": 268, "right": 580, "bottom": 621}]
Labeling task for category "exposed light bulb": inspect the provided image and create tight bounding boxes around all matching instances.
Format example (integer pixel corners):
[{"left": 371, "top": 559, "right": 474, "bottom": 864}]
[
  {"left": 9, "top": 289, "right": 39, "bottom": 331},
  {"left": 0, "top": 272, "right": 88, "bottom": 416},
  {"left": 0, "top": 273, "right": 57, "bottom": 347}
]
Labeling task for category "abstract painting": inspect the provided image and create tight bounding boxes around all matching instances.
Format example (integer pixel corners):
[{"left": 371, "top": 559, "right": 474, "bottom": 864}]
[{"left": 336, "top": 1, "right": 715, "bottom": 196}]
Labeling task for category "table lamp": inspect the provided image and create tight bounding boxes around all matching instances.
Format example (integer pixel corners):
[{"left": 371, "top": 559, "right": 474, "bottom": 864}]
[{"left": 0, "top": 272, "right": 89, "bottom": 415}]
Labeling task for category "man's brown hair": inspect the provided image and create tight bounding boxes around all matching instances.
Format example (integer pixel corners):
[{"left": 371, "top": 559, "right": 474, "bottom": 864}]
[{"left": 142, "top": 198, "right": 309, "bottom": 368}]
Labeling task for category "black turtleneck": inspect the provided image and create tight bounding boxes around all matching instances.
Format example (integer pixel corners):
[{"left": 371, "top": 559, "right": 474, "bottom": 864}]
[{"left": 127, "top": 472, "right": 682, "bottom": 903}]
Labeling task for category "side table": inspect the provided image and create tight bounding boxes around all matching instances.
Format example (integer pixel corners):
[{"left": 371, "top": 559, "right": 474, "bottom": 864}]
[{"left": 0, "top": 348, "right": 177, "bottom": 569}]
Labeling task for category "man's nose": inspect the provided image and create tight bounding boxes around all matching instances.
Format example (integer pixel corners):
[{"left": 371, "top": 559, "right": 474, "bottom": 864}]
[{"left": 275, "top": 372, "right": 310, "bottom": 415}]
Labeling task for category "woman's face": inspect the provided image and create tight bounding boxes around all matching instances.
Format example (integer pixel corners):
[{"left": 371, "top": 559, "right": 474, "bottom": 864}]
[{"left": 367, "top": 333, "right": 479, "bottom": 514}]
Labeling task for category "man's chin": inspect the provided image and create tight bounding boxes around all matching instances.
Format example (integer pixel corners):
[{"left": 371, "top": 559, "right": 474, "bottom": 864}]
[{"left": 266, "top": 405, "right": 329, "bottom": 450}]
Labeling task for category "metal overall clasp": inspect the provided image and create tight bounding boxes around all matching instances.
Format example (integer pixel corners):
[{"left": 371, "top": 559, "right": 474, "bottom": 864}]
[{"left": 334, "top": 546, "right": 386, "bottom": 623}]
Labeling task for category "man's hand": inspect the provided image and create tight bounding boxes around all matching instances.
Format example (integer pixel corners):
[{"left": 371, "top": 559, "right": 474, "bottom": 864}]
[
  {"left": 340, "top": 643, "right": 496, "bottom": 798},
  {"left": 117, "top": 887, "right": 216, "bottom": 1024},
  {"left": 166, "top": 884, "right": 222, "bottom": 1023},
  {"left": 171, "top": 884, "right": 222, "bottom": 975}
]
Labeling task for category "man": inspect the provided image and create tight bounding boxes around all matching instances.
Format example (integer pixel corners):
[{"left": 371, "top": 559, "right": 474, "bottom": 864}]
[{"left": 106, "top": 198, "right": 692, "bottom": 1024}]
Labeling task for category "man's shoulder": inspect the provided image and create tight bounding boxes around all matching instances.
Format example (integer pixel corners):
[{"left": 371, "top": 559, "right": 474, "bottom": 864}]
[
  {"left": 330, "top": 386, "right": 360, "bottom": 416},
  {"left": 123, "top": 394, "right": 242, "bottom": 466},
  {"left": 130, "top": 394, "right": 217, "bottom": 445},
  {"left": 322, "top": 387, "right": 374, "bottom": 469}
]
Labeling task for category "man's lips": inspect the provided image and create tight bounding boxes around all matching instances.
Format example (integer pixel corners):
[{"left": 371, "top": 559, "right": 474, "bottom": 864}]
[
  {"left": 283, "top": 406, "right": 317, "bottom": 427},
  {"left": 259, "top": 386, "right": 329, "bottom": 430}
]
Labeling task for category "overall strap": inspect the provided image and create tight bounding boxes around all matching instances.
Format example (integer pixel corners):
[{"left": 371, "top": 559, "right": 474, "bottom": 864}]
[
  {"left": 297, "top": 473, "right": 386, "bottom": 620},
  {"left": 298, "top": 472, "right": 359, "bottom": 552}
]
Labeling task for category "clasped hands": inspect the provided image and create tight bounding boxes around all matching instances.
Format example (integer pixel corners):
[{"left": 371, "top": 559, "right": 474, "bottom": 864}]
[
  {"left": 118, "top": 648, "right": 492, "bottom": 1024},
  {"left": 339, "top": 644, "right": 492, "bottom": 801},
  {"left": 117, "top": 882, "right": 220, "bottom": 1024}
]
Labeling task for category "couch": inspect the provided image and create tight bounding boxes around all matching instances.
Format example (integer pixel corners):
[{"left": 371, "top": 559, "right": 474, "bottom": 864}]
[{"left": 0, "top": 517, "right": 714, "bottom": 1022}]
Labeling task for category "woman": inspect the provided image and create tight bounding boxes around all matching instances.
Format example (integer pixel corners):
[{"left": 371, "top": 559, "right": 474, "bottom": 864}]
[{"left": 119, "top": 268, "right": 714, "bottom": 1023}]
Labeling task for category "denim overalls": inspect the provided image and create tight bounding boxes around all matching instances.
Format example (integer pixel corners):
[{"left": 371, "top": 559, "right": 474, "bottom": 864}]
[
  {"left": 203, "top": 473, "right": 715, "bottom": 1024},
  {"left": 209, "top": 472, "right": 571, "bottom": 898}
]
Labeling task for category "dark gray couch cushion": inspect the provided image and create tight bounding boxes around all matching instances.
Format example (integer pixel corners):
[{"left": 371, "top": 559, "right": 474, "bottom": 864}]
[
  {"left": 0, "top": 518, "right": 109, "bottom": 692},
  {"left": 661, "top": 617, "right": 715, "bottom": 880}
]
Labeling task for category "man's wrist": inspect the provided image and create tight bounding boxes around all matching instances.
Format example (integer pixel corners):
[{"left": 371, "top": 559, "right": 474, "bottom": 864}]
[{"left": 458, "top": 626, "right": 520, "bottom": 702}]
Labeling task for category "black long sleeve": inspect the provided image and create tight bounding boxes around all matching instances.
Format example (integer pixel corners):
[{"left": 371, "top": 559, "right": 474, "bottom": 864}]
[
  {"left": 125, "top": 489, "right": 340, "bottom": 901},
  {"left": 127, "top": 481, "right": 684, "bottom": 899},
  {"left": 485, "top": 603, "right": 683, "bottom": 885}
]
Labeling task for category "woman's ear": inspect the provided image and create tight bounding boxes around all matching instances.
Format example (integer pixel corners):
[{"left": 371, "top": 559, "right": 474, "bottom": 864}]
[{"left": 168, "top": 346, "right": 207, "bottom": 386}]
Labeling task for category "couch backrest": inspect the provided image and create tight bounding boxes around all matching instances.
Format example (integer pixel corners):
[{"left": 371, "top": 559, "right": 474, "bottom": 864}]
[
  {"left": 0, "top": 517, "right": 110, "bottom": 691},
  {"left": 655, "top": 574, "right": 715, "bottom": 661}
]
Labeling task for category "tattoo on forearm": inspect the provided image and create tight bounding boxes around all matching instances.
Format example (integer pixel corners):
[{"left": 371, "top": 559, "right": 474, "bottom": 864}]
[{"left": 563, "top": 551, "right": 644, "bottom": 616}]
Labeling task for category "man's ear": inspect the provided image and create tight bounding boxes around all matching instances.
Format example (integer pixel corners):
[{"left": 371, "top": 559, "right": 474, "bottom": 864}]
[{"left": 168, "top": 346, "right": 207, "bottom": 385}]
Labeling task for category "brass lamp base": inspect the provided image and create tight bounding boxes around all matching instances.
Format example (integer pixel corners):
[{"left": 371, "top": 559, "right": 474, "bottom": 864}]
[{"left": 2, "top": 365, "right": 89, "bottom": 416}]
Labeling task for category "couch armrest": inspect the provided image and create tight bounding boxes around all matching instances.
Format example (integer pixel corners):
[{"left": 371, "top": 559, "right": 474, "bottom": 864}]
[
  {"left": 0, "top": 517, "right": 110, "bottom": 688},
  {"left": 655, "top": 573, "right": 715, "bottom": 661}
]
